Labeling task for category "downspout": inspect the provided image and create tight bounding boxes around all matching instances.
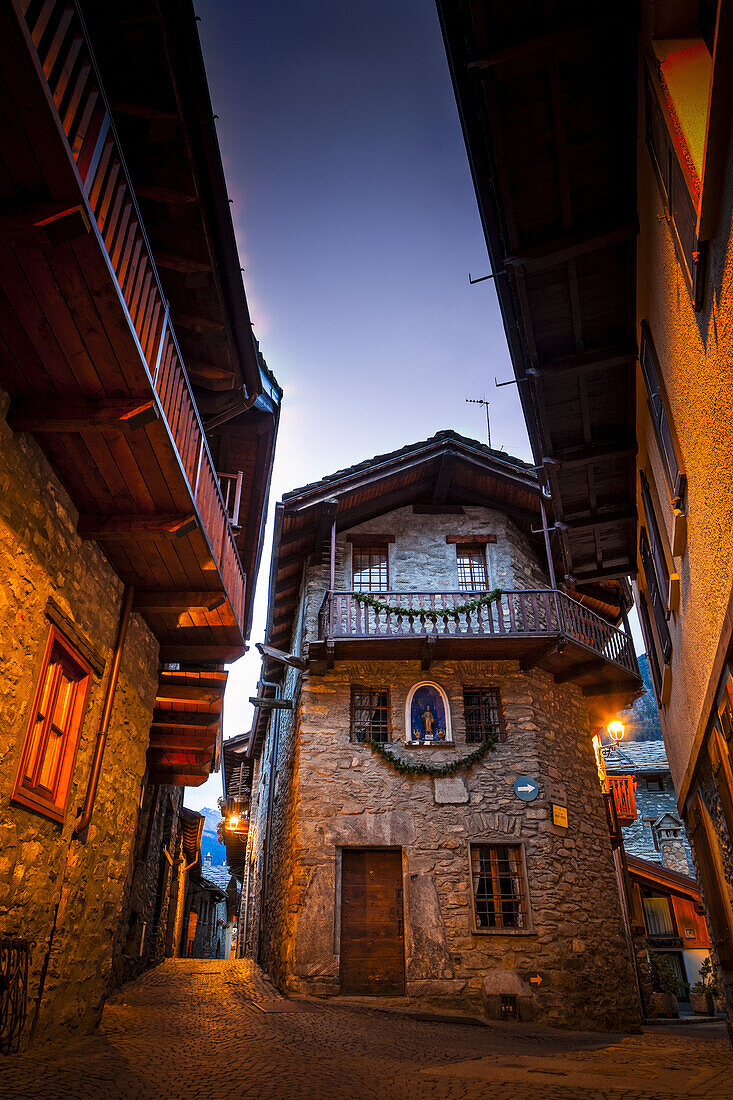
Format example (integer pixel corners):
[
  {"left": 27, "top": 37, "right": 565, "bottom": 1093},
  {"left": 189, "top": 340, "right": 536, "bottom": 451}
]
[
  {"left": 257, "top": 678, "right": 282, "bottom": 964},
  {"left": 74, "top": 585, "right": 134, "bottom": 836}
]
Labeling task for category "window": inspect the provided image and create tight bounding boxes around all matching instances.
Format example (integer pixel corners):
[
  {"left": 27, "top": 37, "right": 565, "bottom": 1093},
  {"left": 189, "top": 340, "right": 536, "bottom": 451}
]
[
  {"left": 642, "top": 892, "right": 676, "bottom": 938},
  {"left": 640, "top": 527, "right": 673, "bottom": 662},
  {"left": 470, "top": 844, "right": 528, "bottom": 931},
  {"left": 637, "top": 591, "right": 664, "bottom": 703},
  {"left": 350, "top": 687, "right": 391, "bottom": 743},
  {"left": 646, "top": 776, "right": 665, "bottom": 792},
  {"left": 456, "top": 544, "right": 488, "bottom": 591},
  {"left": 640, "top": 471, "right": 671, "bottom": 605},
  {"left": 644, "top": 817, "right": 661, "bottom": 850},
  {"left": 463, "top": 688, "right": 505, "bottom": 743},
  {"left": 12, "top": 626, "right": 93, "bottom": 822},
  {"left": 352, "top": 545, "right": 388, "bottom": 592},
  {"left": 640, "top": 325, "right": 686, "bottom": 509}
]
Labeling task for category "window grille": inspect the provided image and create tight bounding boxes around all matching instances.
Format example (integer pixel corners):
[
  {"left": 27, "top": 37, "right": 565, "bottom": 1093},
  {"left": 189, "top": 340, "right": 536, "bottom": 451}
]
[
  {"left": 352, "top": 546, "right": 388, "bottom": 592},
  {"left": 470, "top": 844, "right": 528, "bottom": 930},
  {"left": 463, "top": 688, "right": 505, "bottom": 743},
  {"left": 456, "top": 545, "right": 488, "bottom": 591},
  {"left": 640, "top": 471, "right": 670, "bottom": 602},
  {"left": 350, "top": 687, "right": 391, "bottom": 743}
]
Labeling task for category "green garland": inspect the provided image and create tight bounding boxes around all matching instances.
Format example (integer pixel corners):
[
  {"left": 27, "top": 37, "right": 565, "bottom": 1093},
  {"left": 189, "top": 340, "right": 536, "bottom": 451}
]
[
  {"left": 365, "top": 735, "right": 496, "bottom": 776},
  {"left": 355, "top": 588, "right": 502, "bottom": 622}
]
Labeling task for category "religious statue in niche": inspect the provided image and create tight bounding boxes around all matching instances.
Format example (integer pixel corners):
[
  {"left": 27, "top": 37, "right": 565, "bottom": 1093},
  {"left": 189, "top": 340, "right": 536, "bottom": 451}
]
[{"left": 407, "top": 682, "right": 450, "bottom": 742}]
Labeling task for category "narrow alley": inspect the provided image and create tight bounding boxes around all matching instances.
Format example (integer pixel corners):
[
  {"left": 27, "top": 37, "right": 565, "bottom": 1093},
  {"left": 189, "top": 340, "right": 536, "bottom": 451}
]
[{"left": 1, "top": 960, "right": 730, "bottom": 1100}]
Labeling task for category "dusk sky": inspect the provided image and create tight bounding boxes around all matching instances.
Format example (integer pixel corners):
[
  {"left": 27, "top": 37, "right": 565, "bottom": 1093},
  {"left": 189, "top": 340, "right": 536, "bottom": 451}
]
[{"left": 184, "top": 2, "right": 624, "bottom": 811}]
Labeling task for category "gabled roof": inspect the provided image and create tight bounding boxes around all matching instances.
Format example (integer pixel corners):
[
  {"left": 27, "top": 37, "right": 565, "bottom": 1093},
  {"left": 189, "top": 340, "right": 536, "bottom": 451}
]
[
  {"left": 603, "top": 740, "right": 670, "bottom": 774},
  {"left": 179, "top": 808, "right": 204, "bottom": 867}
]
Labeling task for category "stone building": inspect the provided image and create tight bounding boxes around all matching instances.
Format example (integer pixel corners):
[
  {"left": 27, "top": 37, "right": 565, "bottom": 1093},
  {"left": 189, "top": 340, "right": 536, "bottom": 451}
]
[
  {"left": 181, "top": 854, "right": 238, "bottom": 960},
  {"left": 0, "top": 1, "right": 279, "bottom": 1053},
  {"left": 230, "top": 432, "right": 645, "bottom": 1029},
  {"left": 436, "top": 0, "right": 733, "bottom": 1037}
]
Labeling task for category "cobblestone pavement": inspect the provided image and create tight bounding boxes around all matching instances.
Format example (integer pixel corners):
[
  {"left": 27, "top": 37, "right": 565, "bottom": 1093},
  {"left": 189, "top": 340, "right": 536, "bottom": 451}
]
[{"left": 2, "top": 959, "right": 731, "bottom": 1100}]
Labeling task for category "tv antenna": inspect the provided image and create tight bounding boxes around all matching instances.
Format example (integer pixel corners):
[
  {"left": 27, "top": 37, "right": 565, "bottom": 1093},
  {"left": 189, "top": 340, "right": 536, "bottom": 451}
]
[{"left": 466, "top": 397, "right": 491, "bottom": 448}]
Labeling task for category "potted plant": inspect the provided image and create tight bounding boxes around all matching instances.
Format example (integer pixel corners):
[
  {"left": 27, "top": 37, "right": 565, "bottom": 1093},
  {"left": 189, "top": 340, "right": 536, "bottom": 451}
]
[
  {"left": 690, "top": 956, "right": 719, "bottom": 1016},
  {"left": 648, "top": 951, "right": 682, "bottom": 1018}
]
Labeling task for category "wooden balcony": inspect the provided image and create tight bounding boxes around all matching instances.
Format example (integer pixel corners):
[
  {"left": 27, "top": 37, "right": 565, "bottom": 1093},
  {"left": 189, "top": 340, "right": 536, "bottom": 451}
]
[
  {"left": 0, "top": 0, "right": 247, "bottom": 662},
  {"left": 311, "top": 588, "right": 641, "bottom": 700},
  {"left": 609, "top": 774, "right": 638, "bottom": 825}
]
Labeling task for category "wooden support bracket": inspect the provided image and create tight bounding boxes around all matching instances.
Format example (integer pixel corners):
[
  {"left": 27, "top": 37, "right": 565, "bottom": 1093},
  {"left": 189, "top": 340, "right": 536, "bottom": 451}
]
[
  {"left": 78, "top": 514, "right": 198, "bottom": 539},
  {"left": 133, "top": 590, "right": 226, "bottom": 613},
  {"left": 421, "top": 634, "right": 437, "bottom": 671},
  {"left": 9, "top": 398, "right": 158, "bottom": 434}
]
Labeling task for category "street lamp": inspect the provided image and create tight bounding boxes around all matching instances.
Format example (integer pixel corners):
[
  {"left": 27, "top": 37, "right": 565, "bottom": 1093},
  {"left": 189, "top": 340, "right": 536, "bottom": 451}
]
[{"left": 607, "top": 719, "right": 625, "bottom": 743}]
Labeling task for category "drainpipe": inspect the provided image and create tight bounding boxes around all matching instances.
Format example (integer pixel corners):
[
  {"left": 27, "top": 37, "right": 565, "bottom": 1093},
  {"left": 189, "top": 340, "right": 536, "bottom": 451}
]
[
  {"left": 257, "top": 677, "right": 282, "bottom": 964},
  {"left": 74, "top": 585, "right": 134, "bottom": 836}
]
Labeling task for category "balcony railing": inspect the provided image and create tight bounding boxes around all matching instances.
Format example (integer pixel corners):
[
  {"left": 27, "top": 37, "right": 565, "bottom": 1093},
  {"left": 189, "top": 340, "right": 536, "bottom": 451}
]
[
  {"left": 18, "top": 0, "right": 246, "bottom": 630},
  {"left": 318, "top": 589, "right": 638, "bottom": 675},
  {"left": 609, "top": 774, "right": 638, "bottom": 824}
]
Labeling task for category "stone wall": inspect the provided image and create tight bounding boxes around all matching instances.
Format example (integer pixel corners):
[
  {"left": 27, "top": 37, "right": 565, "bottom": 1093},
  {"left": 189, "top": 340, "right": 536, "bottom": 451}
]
[
  {"left": 253, "top": 505, "right": 640, "bottom": 1030},
  {"left": 620, "top": 772, "right": 693, "bottom": 873},
  {"left": 0, "top": 387, "right": 159, "bottom": 1047}
]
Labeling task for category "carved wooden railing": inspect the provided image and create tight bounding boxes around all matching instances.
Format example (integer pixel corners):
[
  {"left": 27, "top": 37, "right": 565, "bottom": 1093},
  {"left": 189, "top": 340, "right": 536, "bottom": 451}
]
[
  {"left": 608, "top": 774, "right": 638, "bottom": 824},
  {"left": 18, "top": 0, "right": 246, "bottom": 630},
  {"left": 318, "top": 589, "right": 638, "bottom": 676}
]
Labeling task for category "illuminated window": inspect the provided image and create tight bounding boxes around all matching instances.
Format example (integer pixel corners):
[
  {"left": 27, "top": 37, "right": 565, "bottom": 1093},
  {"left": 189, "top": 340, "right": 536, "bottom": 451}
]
[
  {"left": 456, "top": 544, "right": 488, "bottom": 591},
  {"left": 470, "top": 844, "right": 528, "bottom": 930},
  {"left": 352, "top": 545, "right": 388, "bottom": 592},
  {"left": 463, "top": 688, "right": 505, "bottom": 743},
  {"left": 12, "top": 627, "right": 93, "bottom": 822},
  {"left": 350, "top": 687, "right": 391, "bottom": 743}
]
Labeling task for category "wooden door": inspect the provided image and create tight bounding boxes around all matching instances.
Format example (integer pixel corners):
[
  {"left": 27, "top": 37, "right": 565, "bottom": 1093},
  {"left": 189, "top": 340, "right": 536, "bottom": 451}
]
[{"left": 340, "top": 849, "right": 405, "bottom": 995}]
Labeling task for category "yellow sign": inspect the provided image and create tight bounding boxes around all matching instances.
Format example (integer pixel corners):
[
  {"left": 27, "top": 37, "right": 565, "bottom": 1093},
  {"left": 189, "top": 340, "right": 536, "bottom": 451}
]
[{"left": 552, "top": 804, "right": 568, "bottom": 828}]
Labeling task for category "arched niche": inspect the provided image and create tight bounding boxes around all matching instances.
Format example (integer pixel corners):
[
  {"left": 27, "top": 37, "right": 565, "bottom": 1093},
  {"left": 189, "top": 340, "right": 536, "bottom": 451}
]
[{"left": 405, "top": 681, "right": 452, "bottom": 744}]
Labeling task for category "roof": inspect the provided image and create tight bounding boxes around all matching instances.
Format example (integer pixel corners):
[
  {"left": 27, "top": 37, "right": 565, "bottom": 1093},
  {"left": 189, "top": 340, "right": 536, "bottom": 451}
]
[
  {"left": 626, "top": 854, "right": 702, "bottom": 900},
  {"left": 266, "top": 429, "right": 626, "bottom": 656},
  {"left": 202, "top": 859, "right": 236, "bottom": 892},
  {"left": 436, "top": 2, "right": 639, "bottom": 588},
  {"left": 603, "top": 740, "right": 670, "bottom": 774},
  {"left": 179, "top": 808, "right": 204, "bottom": 865}
]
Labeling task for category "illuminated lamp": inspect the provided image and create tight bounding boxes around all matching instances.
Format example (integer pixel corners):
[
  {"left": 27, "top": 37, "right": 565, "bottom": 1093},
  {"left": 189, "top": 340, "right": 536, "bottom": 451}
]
[
  {"left": 227, "top": 814, "right": 240, "bottom": 830},
  {"left": 607, "top": 720, "right": 625, "bottom": 743}
]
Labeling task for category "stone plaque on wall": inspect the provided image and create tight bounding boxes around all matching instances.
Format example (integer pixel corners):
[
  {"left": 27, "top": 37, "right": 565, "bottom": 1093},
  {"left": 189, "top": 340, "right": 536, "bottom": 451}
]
[{"left": 434, "top": 777, "right": 469, "bottom": 804}]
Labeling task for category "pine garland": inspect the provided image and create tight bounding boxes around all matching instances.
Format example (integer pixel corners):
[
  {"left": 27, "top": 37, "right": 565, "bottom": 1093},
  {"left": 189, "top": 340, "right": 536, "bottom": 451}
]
[
  {"left": 354, "top": 588, "right": 502, "bottom": 622},
  {"left": 365, "top": 735, "right": 496, "bottom": 776}
]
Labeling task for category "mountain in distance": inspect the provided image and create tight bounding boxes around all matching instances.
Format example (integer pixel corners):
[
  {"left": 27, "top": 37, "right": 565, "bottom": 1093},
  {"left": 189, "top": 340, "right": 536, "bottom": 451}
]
[
  {"left": 199, "top": 806, "right": 227, "bottom": 866},
  {"left": 620, "top": 654, "right": 664, "bottom": 742}
]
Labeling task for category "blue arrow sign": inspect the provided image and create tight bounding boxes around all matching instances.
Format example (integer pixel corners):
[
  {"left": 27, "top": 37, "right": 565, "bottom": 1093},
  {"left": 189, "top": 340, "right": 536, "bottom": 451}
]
[{"left": 514, "top": 776, "right": 540, "bottom": 802}]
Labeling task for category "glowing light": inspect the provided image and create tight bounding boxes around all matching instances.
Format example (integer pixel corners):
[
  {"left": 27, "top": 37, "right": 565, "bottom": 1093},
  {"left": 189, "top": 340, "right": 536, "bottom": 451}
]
[
  {"left": 227, "top": 814, "right": 240, "bottom": 830},
  {"left": 592, "top": 733, "right": 608, "bottom": 792},
  {"left": 607, "top": 720, "right": 625, "bottom": 743}
]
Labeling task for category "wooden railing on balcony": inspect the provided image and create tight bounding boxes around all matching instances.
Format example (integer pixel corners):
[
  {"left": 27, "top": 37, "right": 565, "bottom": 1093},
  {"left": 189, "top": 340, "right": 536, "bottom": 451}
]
[
  {"left": 318, "top": 589, "right": 638, "bottom": 675},
  {"left": 609, "top": 775, "right": 638, "bottom": 824},
  {"left": 19, "top": 0, "right": 246, "bottom": 630}
]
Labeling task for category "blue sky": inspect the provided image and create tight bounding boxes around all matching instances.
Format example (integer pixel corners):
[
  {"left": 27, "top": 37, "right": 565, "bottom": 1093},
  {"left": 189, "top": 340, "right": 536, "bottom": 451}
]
[{"left": 184, "top": 3, "right": 637, "bottom": 811}]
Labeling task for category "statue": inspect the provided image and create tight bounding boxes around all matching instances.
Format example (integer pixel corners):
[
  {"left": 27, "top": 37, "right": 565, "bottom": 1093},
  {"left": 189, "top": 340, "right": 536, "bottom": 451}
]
[{"left": 421, "top": 705, "right": 435, "bottom": 740}]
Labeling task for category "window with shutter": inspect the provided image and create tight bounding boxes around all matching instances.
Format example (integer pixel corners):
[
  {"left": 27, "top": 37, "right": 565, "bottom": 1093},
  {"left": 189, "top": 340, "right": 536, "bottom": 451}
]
[
  {"left": 637, "top": 591, "right": 664, "bottom": 703},
  {"left": 12, "top": 626, "right": 93, "bottom": 822},
  {"left": 640, "top": 471, "right": 671, "bottom": 605},
  {"left": 640, "top": 325, "right": 686, "bottom": 509},
  {"left": 640, "top": 527, "right": 673, "bottom": 663}
]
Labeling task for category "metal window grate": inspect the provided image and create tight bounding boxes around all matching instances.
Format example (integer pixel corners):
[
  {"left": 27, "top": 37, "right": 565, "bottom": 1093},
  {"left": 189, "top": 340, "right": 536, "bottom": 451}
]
[
  {"left": 1, "top": 938, "right": 29, "bottom": 1055},
  {"left": 463, "top": 688, "right": 504, "bottom": 743},
  {"left": 350, "top": 687, "right": 391, "bottom": 743},
  {"left": 352, "top": 546, "right": 388, "bottom": 592},
  {"left": 471, "top": 845, "right": 527, "bottom": 930},
  {"left": 456, "top": 545, "right": 487, "bottom": 591}
]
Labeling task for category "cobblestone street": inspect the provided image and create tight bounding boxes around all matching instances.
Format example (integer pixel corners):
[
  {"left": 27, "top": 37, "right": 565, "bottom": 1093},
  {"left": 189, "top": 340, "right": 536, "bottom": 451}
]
[{"left": 2, "top": 960, "right": 731, "bottom": 1100}]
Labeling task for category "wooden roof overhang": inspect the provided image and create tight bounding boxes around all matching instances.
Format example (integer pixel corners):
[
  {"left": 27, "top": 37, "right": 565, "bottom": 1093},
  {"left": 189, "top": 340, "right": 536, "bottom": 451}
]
[
  {"left": 436, "top": 1, "right": 640, "bottom": 588},
  {"left": 77, "top": 0, "right": 283, "bottom": 639},
  {"left": 179, "top": 807, "right": 204, "bottom": 866},
  {"left": 0, "top": 0, "right": 279, "bottom": 665},
  {"left": 267, "top": 432, "right": 546, "bottom": 654},
  {"left": 626, "top": 854, "right": 704, "bottom": 903},
  {"left": 147, "top": 668, "right": 227, "bottom": 786}
]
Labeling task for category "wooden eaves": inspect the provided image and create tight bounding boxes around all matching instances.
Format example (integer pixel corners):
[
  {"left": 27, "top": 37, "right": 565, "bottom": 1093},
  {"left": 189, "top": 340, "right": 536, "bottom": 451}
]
[{"left": 435, "top": 1, "right": 640, "bottom": 590}]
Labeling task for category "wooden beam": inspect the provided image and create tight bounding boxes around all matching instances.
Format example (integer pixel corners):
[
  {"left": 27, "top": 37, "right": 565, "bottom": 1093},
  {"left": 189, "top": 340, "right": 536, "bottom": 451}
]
[
  {"left": 466, "top": 13, "right": 628, "bottom": 72},
  {"left": 519, "top": 642, "right": 558, "bottom": 671},
  {"left": 151, "top": 709, "right": 220, "bottom": 730},
  {"left": 556, "top": 508, "right": 637, "bottom": 533},
  {"left": 543, "top": 439, "right": 637, "bottom": 469},
  {"left": 504, "top": 225, "right": 637, "bottom": 274},
  {"left": 421, "top": 634, "right": 437, "bottom": 671},
  {"left": 173, "top": 312, "right": 225, "bottom": 334},
  {"left": 0, "top": 204, "right": 91, "bottom": 246},
  {"left": 155, "top": 684, "right": 224, "bottom": 705},
  {"left": 133, "top": 590, "right": 226, "bottom": 613},
  {"left": 111, "top": 101, "right": 179, "bottom": 122},
  {"left": 248, "top": 697, "right": 293, "bottom": 710},
  {"left": 432, "top": 451, "right": 455, "bottom": 504},
  {"left": 78, "top": 514, "right": 197, "bottom": 539},
  {"left": 315, "top": 499, "right": 339, "bottom": 554},
  {"left": 158, "top": 645, "right": 243, "bottom": 662},
  {"left": 154, "top": 252, "right": 212, "bottom": 275},
  {"left": 554, "top": 658, "right": 605, "bottom": 685},
  {"left": 9, "top": 398, "right": 158, "bottom": 433},
  {"left": 185, "top": 362, "right": 236, "bottom": 391},
  {"left": 136, "top": 184, "right": 196, "bottom": 204},
  {"left": 256, "top": 643, "right": 308, "bottom": 671},
  {"left": 149, "top": 732, "right": 217, "bottom": 753},
  {"left": 527, "top": 346, "right": 636, "bottom": 379}
]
